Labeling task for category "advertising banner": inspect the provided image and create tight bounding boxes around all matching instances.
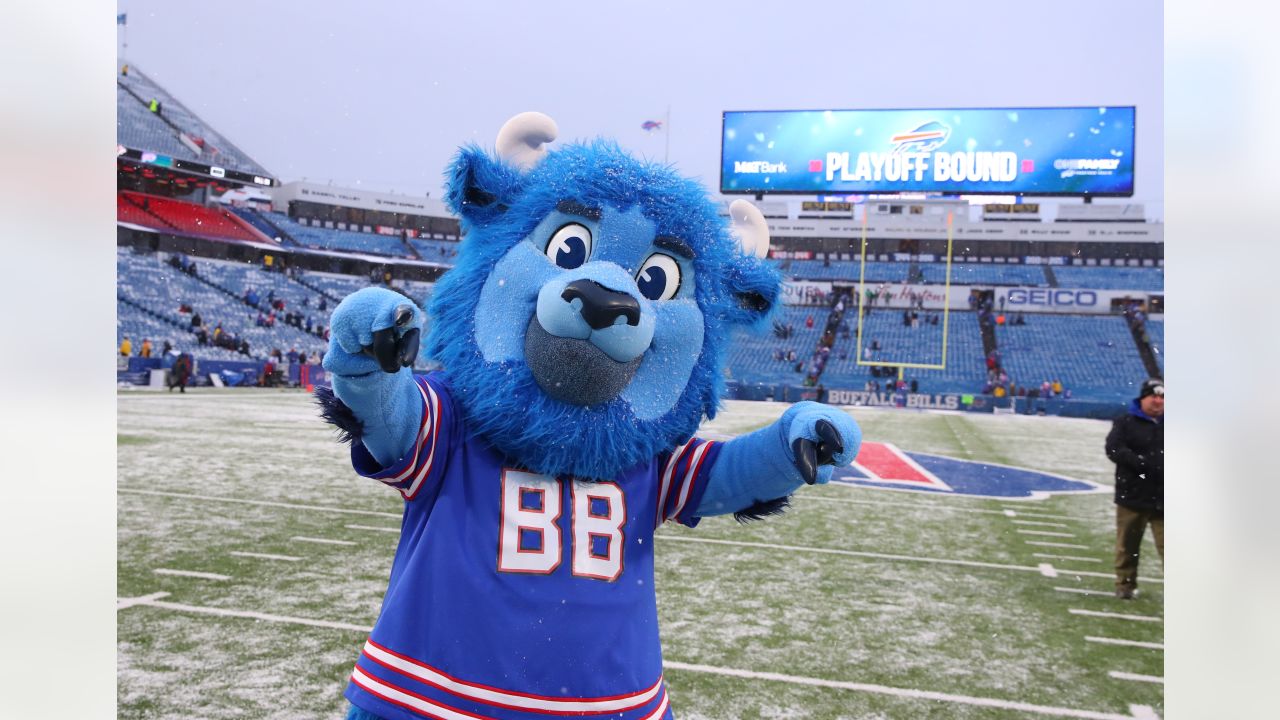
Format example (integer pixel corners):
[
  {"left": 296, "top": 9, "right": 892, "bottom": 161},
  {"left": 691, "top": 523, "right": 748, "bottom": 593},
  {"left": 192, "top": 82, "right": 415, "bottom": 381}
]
[
  {"left": 781, "top": 281, "right": 833, "bottom": 305},
  {"left": 722, "top": 106, "right": 1135, "bottom": 196}
]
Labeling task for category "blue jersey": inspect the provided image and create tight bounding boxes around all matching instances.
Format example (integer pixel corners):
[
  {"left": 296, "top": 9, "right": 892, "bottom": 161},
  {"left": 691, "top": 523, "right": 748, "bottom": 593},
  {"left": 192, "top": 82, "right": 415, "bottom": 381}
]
[{"left": 344, "top": 373, "right": 721, "bottom": 720}]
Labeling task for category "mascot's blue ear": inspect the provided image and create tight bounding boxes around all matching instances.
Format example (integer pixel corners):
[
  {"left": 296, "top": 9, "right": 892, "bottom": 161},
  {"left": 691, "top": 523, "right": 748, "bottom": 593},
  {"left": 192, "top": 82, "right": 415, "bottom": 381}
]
[
  {"left": 722, "top": 257, "right": 782, "bottom": 329},
  {"left": 719, "top": 199, "right": 782, "bottom": 329},
  {"left": 443, "top": 144, "right": 525, "bottom": 228}
]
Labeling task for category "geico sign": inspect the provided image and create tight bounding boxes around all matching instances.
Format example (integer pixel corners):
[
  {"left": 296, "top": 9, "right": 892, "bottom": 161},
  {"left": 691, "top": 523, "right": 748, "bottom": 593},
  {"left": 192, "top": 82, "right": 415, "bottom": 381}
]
[{"left": 1006, "top": 289, "right": 1098, "bottom": 307}]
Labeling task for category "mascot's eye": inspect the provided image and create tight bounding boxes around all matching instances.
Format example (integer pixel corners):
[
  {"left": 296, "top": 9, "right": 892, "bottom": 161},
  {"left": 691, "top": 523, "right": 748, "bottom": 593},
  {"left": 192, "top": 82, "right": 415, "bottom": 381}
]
[
  {"left": 636, "top": 253, "right": 681, "bottom": 302},
  {"left": 546, "top": 224, "right": 593, "bottom": 269}
]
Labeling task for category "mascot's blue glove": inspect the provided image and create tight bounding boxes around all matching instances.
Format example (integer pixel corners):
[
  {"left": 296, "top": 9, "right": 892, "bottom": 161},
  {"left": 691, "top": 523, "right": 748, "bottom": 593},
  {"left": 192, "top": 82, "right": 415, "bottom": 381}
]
[
  {"left": 698, "top": 401, "right": 862, "bottom": 517},
  {"left": 322, "top": 287, "right": 425, "bottom": 467}
]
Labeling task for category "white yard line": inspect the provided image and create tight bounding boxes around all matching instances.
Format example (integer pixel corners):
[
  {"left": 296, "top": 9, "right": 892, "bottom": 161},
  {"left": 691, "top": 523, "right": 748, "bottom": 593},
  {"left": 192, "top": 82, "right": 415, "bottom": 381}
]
[
  {"left": 291, "top": 536, "right": 357, "bottom": 546},
  {"left": 1110, "top": 672, "right": 1164, "bottom": 685},
  {"left": 800, "top": 495, "right": 1008, "bottom": 515},
  {"left": 1025, "top": 541, "right": 1090, "bottom": 550},
  {"left": 1070, "top": 609, "right": 1162, "bottom": 623},
  {"left": 1062, "top": 570, "right": 1162, "bottom": 585},
  {"left": 1000, "top": 507, "right": 1076, "bottom": 521},
  {"left": 658, "top": 535, "right": 1045, "bottom": 576},
  {"left": 1034, "top": 553, "right": 1101, "bottom": 563},
  {"left": 663, "top": 660, "right": 1145, "bottom": 720},
  {"left": 121, "top": 594, "right": 1153, "bottom": 720},
  {"left": 1129, "top": 704, "right": 1162, "bottom": 719},
  {"left": 130, "top": 597, "right": 373, "bottom": 632},
  {"left": 345, "top": 524, "right": 400, "bottom": 534},
  {"left": 1014, "top": 520, "right": 1070, "bottom": 528},
  {"left": 118, "top": 488, "right": 401, "bottom": 519},
  {"left": 229, "top": 551, "right": 302, "bottom": 562},
  {"left": 1038, "top": 563, "right": 1059, "bottom": 578},
  {"left": 1085, "top": 636, "right": 1164, "bottom": 651},
  {"left": 1003, "top": 509, "right": 1018, "bottom": 517},
  {"left": 1017, "top": 529, "right": 1077, "bottom": 538},
  {"left": 153, "top": 568, "right": 231, "bottom": 581},
  {"left": 1055, "top": 586, "right": 1110, "bottom": 596},
  {"left": 117, "top": 591, "right": 170, "bottom": 610}
]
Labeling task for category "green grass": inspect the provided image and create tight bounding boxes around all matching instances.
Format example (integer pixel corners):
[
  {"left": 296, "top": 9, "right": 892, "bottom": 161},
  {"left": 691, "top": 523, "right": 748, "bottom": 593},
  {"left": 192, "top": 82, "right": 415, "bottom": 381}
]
[{"left": 118, "top": 390, "right": 1163, "bottom": 719}]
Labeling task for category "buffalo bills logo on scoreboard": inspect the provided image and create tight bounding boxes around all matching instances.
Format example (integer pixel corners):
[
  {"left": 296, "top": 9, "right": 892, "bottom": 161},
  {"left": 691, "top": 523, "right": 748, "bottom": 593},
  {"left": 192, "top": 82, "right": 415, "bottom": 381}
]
[
  {"left": 832, "top": 441, "right": 1104, "bottom": 500},
  {"left": 890, "top": 121, "right": 951, "bottom": 153}
]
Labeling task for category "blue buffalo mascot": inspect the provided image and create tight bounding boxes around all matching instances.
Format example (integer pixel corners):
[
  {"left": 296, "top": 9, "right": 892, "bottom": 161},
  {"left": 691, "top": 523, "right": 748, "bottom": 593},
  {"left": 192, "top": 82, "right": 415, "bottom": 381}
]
[{"left": 318, "top": 113, "right": 863, "bottom": 720}]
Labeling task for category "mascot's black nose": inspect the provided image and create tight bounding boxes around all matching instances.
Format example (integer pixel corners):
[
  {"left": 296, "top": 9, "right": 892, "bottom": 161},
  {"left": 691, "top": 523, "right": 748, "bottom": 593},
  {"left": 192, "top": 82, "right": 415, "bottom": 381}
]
[{"left": 561, "top": 279, "right": 641, "bottom": 330}]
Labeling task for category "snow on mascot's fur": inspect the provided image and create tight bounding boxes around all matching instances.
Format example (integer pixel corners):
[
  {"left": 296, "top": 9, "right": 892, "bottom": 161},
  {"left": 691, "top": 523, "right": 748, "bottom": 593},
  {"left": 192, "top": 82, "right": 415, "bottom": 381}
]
[{"left": 317, "top": 112, "right": 863, "bottom": 720}]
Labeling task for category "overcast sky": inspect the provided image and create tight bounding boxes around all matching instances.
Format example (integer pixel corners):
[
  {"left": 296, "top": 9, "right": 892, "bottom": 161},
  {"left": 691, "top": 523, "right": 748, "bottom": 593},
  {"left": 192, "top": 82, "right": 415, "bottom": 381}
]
[{"left": 116, "top": 1, "right": 1163, "bottom": 217}]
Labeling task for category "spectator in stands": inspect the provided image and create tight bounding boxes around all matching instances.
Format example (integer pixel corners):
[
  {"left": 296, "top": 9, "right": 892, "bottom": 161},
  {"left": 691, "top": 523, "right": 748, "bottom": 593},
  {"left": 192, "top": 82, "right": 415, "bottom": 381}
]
[
  {"left": 239, "top": 338, "right": 251, "bottom": 357},
  {"left": 212, "top": 324, "right": 223, "bottom": 345},
  {"left": 910, "top": 378, "right": 918, "bottom": 393},
  {"left": 140, "top": 339, "right": 152, "bottom": 358},
  {"left": 305, "top": 316, "right": 314, "bottom": 333},
  {"left": 119, "top": 336, "right": 132, "bottom": 357},
  {"left": 190, "top": 311, "right": 202, "bottom": 329},
  {"left": 1041, "top": 380, "right": 1052, "bottom": 397},
  {"left": 195, "top": 327, "right": 208, "bottom": 346},
  {"left": 805, "top": 314, "right": 814, "bottom": 329},
  {"left": 1052, "top": 379, "right": 1064, "bottom": 396},
  {"left": 319, "top": 296, "right": 328, "bottom": 312},
  {"left": 161, "top": 340, "right": 172, "bottom": 356},
  {"left": 1106, "top": 379, "right": 1164, "bottom": 600},
  {"left": 287, "top": 347, "right": 299, "bottom": 365}
]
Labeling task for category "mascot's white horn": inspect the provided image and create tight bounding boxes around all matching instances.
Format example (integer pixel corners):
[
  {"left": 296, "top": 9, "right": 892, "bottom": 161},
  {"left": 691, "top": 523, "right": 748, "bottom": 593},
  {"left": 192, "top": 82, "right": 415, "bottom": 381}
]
[
  {"left": 495, "top": 112, "right": 558, "bottom": 171},
  {"left": 729, "top": 199, "right": 770, "bottom": 259}
]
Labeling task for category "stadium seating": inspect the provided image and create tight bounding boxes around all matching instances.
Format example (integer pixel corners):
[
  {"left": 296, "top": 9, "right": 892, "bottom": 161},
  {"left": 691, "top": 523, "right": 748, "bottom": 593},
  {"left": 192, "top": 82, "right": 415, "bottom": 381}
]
[
  {"left": 118, "top": 192, "right": 264, "bottom": 244},
  {"left": 724, "top": 306, "right": 828, "bottom": 386},
  {"left": 116, "top": 248, "right": 328, "bottom": 363},
  {"left": 228, "top": 206, "right": 293, "bottom": 244},
  {"left": 820, "top": 310, "right": 987, "bottom": 395},
  {"left": 118, "top": 67, "right": 271, "bottom": 176},
  {"left": 994, "top": 314, "right": 1149, "bottom": 401},
  {"left": 259, "top": 211, "right": 414, "bottom": 257},
  {"left": 920, "top": 262, "right": 1048, "bottom": 286},
  {"left": 1053, "top": 266, "right": 1164, "bottom": 291},
  {"left": 1144, "top": 319, "right": 1163, "bottom": 371},
  {"left": 772, "top": 259, "right": 910, "bottom": 283},
  {"left": 409, "top": 238, "right": 461, "bottom": 263},
  {"left": 299, "top": 272, "right": 371, "bottom": 301},
  {"left": 116, "top": 85, "right": 201, "bottom": 161}
]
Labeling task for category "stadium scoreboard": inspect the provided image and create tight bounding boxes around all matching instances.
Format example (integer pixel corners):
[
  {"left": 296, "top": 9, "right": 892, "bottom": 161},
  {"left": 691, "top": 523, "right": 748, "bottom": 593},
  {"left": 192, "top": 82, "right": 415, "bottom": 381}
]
[
  {"left": 117, "top": 145, "right": 277, "bottom": 187},
  {"left": 721, "top": 106, "right": 1135, "bottom": 197}
]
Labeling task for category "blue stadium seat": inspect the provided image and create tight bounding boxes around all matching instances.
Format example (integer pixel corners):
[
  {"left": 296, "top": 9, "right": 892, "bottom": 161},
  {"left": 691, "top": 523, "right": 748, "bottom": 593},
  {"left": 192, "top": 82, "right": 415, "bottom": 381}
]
[
  {"left": 1053, "top": 266, "right": 1164, "bottom": 291},
  {"left": 995, "top": 314, "right": 1149, "bottom": 401}
]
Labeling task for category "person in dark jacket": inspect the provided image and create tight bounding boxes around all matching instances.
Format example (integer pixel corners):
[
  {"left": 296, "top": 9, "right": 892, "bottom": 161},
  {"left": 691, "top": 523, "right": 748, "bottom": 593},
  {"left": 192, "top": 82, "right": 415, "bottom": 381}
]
[{"left": 1105, "top": 378, "right": 1164, "bottom": 599}]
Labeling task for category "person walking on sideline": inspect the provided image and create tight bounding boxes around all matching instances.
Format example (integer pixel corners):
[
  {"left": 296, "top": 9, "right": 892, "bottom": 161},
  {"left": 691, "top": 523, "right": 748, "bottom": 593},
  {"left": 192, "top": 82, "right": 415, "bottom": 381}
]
[{"left": 1105, "top": 378, "right": 1164, "bottom": 599}]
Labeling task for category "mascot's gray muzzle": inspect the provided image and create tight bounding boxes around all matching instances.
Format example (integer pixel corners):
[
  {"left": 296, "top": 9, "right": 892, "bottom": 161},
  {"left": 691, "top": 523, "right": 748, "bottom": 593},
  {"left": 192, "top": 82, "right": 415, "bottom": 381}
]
[
  {"left": 525, "top": 274, "right": 655, "bottom": 405},
  {"left": 524, "top": 317, "right": 643, "bottom": 405}
]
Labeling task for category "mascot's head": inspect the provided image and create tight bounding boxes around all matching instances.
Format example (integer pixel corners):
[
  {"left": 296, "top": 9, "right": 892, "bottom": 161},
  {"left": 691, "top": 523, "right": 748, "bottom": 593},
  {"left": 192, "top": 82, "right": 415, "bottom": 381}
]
[{"left": 428, "top": 112, "right": 780, "bottom": 479}]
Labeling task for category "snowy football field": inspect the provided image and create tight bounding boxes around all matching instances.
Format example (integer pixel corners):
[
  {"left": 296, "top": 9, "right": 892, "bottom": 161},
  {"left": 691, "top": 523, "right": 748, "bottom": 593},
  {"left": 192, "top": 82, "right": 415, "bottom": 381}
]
[{"left": 117, "top": 389, "right": 1163, "bottom": 719}]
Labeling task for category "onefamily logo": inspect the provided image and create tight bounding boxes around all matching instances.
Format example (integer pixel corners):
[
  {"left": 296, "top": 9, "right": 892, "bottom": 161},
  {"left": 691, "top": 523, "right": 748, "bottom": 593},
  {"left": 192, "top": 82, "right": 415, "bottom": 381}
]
[{"left": 831, "top": 441, "right": 1105, "bottom": 500}]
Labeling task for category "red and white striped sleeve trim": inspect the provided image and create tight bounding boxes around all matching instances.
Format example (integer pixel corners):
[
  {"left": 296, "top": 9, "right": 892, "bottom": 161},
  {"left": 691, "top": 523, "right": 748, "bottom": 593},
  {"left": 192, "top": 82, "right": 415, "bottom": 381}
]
[
  {"left": 367, "top": 377, "right": 442, "bottom": 500},
  {"left": 655, "top": 439, "right": 715, "bottom": 528},
  {"left": 357, "top": 640, "right": 666, "bottom": 715}
]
